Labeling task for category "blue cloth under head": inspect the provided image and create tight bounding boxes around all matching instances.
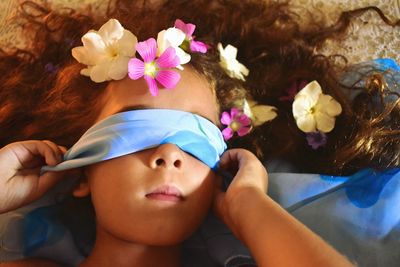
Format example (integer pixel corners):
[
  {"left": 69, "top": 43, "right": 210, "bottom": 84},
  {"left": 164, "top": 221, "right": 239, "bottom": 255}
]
[{"left": 42, "top": 109, "right": 227, "bottom": 171}]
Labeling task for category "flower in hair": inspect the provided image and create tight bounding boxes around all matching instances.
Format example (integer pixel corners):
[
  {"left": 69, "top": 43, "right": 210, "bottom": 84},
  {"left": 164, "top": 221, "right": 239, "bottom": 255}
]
[
  {"left": 174, "top": 19, "right": 208, "bottom": 53},
  {"left": 157, "top": 27, "right": 190, "bottom": 69},
  {"left": 218, "top": 43, "right": 249, "bottom": 81},
  {"left": 306, "top": 131, "right": 327, "bottom": 149},
  {"left": 128, "top": 38, "right": 181, "bottom": 96},
  {"left": 71, "top": 19, "right": 138, "bottom": 83},
  {"left": 242, "top": 99, "right": 277, "bottom": 126},
  {"left": 220, "top": 108, "right": 252, "bottom": 141},
  {"left": 292, "top": 81, "right": 342, "bottom": 133}
]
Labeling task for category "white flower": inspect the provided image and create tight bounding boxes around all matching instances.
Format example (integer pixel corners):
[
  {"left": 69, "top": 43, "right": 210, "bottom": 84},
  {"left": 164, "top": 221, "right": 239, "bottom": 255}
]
[
  {"left": 243, "top": 99, "right": 277, "bottom": 126},
  {"left": 292, "top": 81, "right": 342, "bottom": 133},
  {"left": 157, "top": 27, "right": 190, "bottom": 69},
  {"left": 71, "top": 19, "right": 138, "bottom": 83},
  {"left": 218, "top": 43, "right": 249, "bottom": 81}
]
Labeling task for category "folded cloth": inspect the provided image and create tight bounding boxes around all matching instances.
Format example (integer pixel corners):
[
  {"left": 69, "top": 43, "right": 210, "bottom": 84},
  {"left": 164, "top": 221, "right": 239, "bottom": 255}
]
[{"left": 42, "top": 109, "right": 227, "bottom": 171}]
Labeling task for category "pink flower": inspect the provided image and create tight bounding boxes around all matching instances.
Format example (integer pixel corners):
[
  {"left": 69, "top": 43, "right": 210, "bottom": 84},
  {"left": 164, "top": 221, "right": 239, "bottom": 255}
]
[
  {"left": 174, "top": 19, "right": 208, "bottom": 53},
  {"left": 220, "top": 108, "right": 252, "bottom": 141},
  {"left": 128, "top": 38, "right": 181, "bottom": 96}
]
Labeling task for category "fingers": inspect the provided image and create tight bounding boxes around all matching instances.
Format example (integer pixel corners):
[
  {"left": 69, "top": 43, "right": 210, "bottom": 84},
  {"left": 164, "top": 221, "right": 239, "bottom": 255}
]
[
  {"left": 22, "top": 140, "right": 66, "bottom": 167},
  {"left": 41, "top": 140, "right": 65, "bottom": 165},
  {"left": 219, "top": 148, "right": 253, "bottom": 169},
  {"left": 218, "top": 148, "right": 268, "bottom": 193}
]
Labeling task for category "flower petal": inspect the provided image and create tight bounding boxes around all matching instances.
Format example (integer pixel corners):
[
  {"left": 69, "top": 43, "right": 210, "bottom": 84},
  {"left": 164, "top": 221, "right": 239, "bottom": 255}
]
[
  {"left": 79, "top": 32, "right": 108, "bottom": 65},
  {"left": 71, "top": 46, "right": 95, "bottom": 65},
  {"left": 128, "top": 58, "right": 145, "bottom": 80},
  {"left": 156, "top": 30, "right": 168, "bottom": 56},
  {"left": 81, "top": 32, "right": 107, "bottom": 56},
  {"left": 174, "top": 19, "right": 195, "bottom": 36},
  {"left": 156, "top": 70, "right": 181, "bottom": 89},
  {"left": 98, "top": 19, "right": 124, "bottom": 46},
  {"left": 144, "top": 75, "right": 159, "bottom": 96},
  {"left": 222, "top": 127, "right": 233, "bottom": 141},
  {"left": 315, "top": 112, "right": 336, "bottom": 133},
  {"left": 237, "top": 126, "right": 251, "bottom": 137},
  {"left": 242, "top": 99, "right": 253, "bottom": 118},
  {"left": 175, "top": 47, "right": 191, "bottom": 65},
  {"left": 156, "top": 47, "right": 180, "bottom": 68},
  {"left": 190, "top": 40, "right": 208, "bottom": 53},
  {"left": 136, "top": 38, "right": 157, "bottom": 62},
  {"left": 306, "top": 132, "right": 327, "bottom": 149},
  {"left": 220, "top": 111, "right": 232, "bottom": 125},
  {"left": 295, "top": 80, "right": 322, "bottom": 106},
  {"left": 293, "top": 95, "right": 313, "bottom": 118},
  {"left": 165, "top": 28, "right": 186, "bottom": 47},
  {"left": 116, "top": 29, "right": 138, "bottom": 57},
  {"left": 230, "top": 108, "right": 240, "bottom": 118},
  {"left": 108, "top": 56, "right": 130, "bottom": 80},
  {"left": 80, "top": 67, "right": 91, "bottom": 77},
  {"left": 237, "top": 114, "right": 251, "bottom": 126},
  {"left": 222, "top": 44, "right": 238, "bottom": 59},
  {"left": 251, "top": 105, "right": 278, "bottom": 126},
  {"left": 316, "top": 94, "right": 342, "bottom": 117},
  {"left": 90, "top": 61, "right": 110, "bottom": 83},
  {"left": 157, "top": 28, "right": 185, "bottom": 56},
  {"left": 295, "top": 114, "right": 316, "bottom": 133}
]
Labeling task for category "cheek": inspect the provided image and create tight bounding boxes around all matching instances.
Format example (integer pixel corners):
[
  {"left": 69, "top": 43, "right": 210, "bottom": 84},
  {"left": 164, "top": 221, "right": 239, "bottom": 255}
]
[
  {"left": 86, "top": 160, "right": 147, "bottom": 233},
  {"left": 183, "top": 166, "right": 216, "bottom": 219}
]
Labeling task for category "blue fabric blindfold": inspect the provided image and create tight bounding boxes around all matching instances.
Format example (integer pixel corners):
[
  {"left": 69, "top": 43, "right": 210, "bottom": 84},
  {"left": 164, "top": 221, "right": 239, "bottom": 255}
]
[{"left": 42, "top": 109, "right": 227, "bottom": 172}]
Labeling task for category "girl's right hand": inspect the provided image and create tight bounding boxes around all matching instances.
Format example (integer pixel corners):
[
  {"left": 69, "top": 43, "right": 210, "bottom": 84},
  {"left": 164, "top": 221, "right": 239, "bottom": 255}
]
[
  {"left": 213, "top": 148, "right": 268, "bottom": 240},
  {"left": 0, "top": 140, "right": 67, "bottom": 213}
]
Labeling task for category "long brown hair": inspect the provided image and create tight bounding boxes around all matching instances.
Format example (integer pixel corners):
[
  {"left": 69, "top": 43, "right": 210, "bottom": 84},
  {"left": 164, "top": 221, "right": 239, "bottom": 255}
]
[{"left": 0, "top": 0, "right": 399, "bottom": 175}]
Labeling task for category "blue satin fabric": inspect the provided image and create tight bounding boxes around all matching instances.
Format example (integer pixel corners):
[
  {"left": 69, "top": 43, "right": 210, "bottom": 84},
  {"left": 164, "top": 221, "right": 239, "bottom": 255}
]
[{"left": 42, "top": 109, "right": 227, "bottom": 171}]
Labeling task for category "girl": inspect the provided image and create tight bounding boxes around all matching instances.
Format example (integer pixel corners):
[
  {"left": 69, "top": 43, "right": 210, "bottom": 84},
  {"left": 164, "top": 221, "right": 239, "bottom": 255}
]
[{"left": 0, "top": 0, "right": 399, "bottom": 266}]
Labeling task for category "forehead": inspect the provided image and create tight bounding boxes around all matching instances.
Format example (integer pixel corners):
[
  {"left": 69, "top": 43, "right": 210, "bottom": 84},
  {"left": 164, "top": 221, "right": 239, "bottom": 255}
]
[{"left": 95, "top": 66, "right": 219, "bottom": 124}]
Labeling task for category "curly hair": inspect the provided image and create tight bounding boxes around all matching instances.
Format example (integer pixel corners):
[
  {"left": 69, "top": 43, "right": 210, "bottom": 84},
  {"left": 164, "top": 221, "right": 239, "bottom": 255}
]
[{"left": 0, "top": 0, "right": 399, "bottom": 176}]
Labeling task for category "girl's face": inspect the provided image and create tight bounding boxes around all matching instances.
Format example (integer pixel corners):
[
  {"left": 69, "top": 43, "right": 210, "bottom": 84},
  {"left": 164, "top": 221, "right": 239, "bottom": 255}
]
[{"left": 77, "top": 66, "right": 220, "bottom": 245}]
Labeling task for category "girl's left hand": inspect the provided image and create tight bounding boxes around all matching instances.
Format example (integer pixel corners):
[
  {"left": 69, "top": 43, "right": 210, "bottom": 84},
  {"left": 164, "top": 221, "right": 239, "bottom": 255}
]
[{"left": 0, "top": 140, "right": 67, "bottom": 213}]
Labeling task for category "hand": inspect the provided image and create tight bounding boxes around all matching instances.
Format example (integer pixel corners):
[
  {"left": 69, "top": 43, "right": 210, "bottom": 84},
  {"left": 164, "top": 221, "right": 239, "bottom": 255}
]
[
  {"left": 0, "top": 140, "right": 67, "bottom": 213},
  {"left": 213, "top": 148, "right": 268, "bottom": 240}
]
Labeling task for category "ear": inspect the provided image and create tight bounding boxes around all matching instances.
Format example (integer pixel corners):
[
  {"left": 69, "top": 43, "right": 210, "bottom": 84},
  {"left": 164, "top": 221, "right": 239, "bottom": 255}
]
[{"left": 72, "top": 169, "right": 91, "bottom": 197}]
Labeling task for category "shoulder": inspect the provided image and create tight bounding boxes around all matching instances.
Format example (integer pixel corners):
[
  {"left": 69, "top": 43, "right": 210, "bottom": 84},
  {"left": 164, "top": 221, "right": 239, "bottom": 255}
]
[{"left": 0, "top": 259, "right": 63, "bottom": 267}]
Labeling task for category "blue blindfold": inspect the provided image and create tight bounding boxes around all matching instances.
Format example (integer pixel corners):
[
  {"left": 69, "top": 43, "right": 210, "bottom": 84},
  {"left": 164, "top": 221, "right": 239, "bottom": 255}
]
[{"left": 42, "top": 109, "right": 227, "bottom": 172}]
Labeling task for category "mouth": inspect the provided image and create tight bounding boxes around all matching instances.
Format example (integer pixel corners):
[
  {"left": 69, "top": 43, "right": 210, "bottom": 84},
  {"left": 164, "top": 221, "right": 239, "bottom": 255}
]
[{"left": 145, "top": 185, "right": 184, "bottom": 203}]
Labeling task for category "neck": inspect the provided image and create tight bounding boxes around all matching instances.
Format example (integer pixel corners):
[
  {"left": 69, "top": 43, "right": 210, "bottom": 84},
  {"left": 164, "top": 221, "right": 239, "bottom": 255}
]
[{"left": 80, "top": 226, "right": 182, "bottom": 267}]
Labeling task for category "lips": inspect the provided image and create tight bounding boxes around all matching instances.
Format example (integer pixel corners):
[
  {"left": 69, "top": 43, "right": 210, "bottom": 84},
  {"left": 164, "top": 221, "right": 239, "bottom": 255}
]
[{"left": 145, "top": 185, "right": 184, "bottom": 202}]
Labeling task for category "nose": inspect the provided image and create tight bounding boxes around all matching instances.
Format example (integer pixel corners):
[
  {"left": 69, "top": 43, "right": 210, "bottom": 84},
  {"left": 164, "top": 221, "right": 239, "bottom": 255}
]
[{"left": 149, "top": 144, "right": 184, "bottom": 170}]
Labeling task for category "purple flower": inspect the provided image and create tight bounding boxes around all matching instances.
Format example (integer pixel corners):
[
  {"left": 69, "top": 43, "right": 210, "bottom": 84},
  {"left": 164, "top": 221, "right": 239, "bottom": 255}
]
[
  {"left": 128, "top": 38, "right": 181, "bottom": 96},
  {"left": 174, "top": 19, "right": 208, "bottom": 53},
  {"left": 306, "top": 131, "right": 327, "bottom": 149},
  {"left": 220, "top": 108, "right": 252, "bottom": 141},
  {"left": 279, "top": 80, "right": 309, "bottom": 102}
]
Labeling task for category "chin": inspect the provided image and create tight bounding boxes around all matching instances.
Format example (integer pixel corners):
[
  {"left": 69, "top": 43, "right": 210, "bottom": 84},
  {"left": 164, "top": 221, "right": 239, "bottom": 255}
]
[{"left": 139, "top": 223, "right": 200, "bottom": 246}]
